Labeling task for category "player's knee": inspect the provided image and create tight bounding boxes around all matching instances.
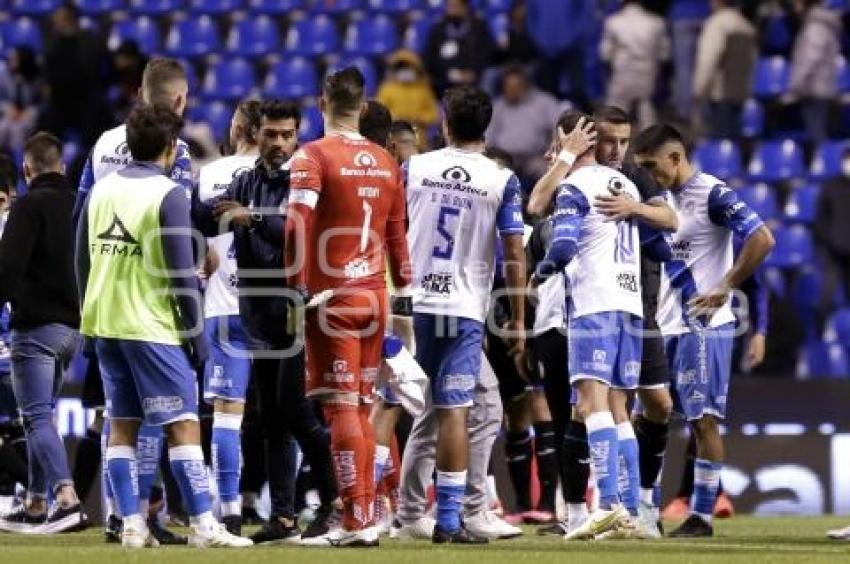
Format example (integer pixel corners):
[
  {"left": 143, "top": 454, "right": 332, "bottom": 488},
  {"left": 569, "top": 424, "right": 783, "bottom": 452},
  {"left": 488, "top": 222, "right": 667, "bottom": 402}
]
[
  {"left": 640, "top": 389, "right": 673, "bottom": 423},
  {"left": 165, "top": 418, "right": 201, "bottom": 446},
  {"left": 691, "top": 415, "right": 719, "bottom": 440}
]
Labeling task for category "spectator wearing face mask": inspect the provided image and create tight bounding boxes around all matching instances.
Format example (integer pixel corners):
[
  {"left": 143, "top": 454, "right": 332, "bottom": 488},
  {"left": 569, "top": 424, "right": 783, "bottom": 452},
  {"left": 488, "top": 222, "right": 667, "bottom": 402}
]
[
  {"left": 377, "top": 50, "right": 440, "bottom": 145},
  {"left": 814, "top": 146, "right": 850, "bottom": 327}
]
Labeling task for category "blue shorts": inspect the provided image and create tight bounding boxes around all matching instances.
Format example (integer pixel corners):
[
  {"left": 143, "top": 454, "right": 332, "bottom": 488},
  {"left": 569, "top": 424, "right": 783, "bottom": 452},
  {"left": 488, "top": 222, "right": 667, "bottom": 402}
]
[
  {"left": 203, "top": 315, "right": 251, "bottom": 403},
  {"left": 414, "top": 313, "right": 483, "bottom": 409},
  {"left": 97, "top": 338, "right": 198, "bottom": 425},
  {"left": 568, "top": 312, "right": 642, "bottom": 390},
  {"left": 665, "top": 323, "right": 734, "bottom": 421}
]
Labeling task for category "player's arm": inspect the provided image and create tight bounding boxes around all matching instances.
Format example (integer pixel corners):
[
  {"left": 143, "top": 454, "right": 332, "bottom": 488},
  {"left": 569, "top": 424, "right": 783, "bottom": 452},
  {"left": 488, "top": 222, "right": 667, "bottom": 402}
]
[
  {"left": 284, "top": 149, "right": 322, "bottom": 294},
  {"left": 531, "top": 184, "right": 589, "bottom": 286},
  {"left": 160, "top": 186, "right": 208, "bottom": 369},
  {"left": 497, "top": 175, "right": 528, "bottom": 356},
  {"left": 0, "top": 198, "right": 38, "bottom": 304},
  {"left": 170, "top": 141, "right": 194, "bottom": 192},
  {"left": 526, "top": 118, "right": 596, "bottom": 218},
  {"left": 386, "top": 168, "right": 416, "bottom": 351},
  {"left": 739, "top": 263, "right": 769, "bottom": 368},
  {"left": 638, "top": 221, "right": 672, "bottom": 263},
  {"left": 595, "top": 166, "right": 678, "bottom": 231},
  {"left": 73, "top": 151, "right": 95, "bottom": 226}
]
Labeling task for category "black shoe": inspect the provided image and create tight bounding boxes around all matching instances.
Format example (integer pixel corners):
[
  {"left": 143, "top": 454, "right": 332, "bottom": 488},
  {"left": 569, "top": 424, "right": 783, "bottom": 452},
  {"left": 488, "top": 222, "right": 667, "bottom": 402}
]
[
  {"left": 432, "top": 524, "right": 489, "bottom": 544},
  {"left": 668, "top": 514, "right": 713, "bottom": 538},
  {"left": 223, "top": 515, "right": 242, "bottom": 536},
  {"left": 0, "top": 504, "right": 47, "bottom": 533},
  {"left": 250, "top": 517, "right": 302, "bottom": 545},
  {"left": 41, "top": 503, "right": 88, "bottom": 534},
  {"left": 148, "top": 517, "right": 188, "bottom": 545},
  {"left": 301, "top": 505, "right": 341, "bottom": 540},
  {"left": 103, "top": 514, "right": 122, "bottom": 543},
  {"left": 537, "top": 520, "right": 569, "bottom": 536},
  {"left": 657, "top": 519, "right": 665, "bottom": 536},
  {"left": 241, "top": 506, "right": 265, "bottom": 526}
]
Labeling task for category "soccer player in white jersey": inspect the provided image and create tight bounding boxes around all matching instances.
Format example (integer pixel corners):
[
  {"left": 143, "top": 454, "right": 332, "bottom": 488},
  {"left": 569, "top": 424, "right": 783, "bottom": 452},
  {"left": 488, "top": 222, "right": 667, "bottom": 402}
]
[
  {"left": 530, "top": 111, "right": 646, "bottom": 540},
  {"left": 632, "top": 124, "right": 774, "bottom": 537},
  {"left": 195, "top": 100, "right": 260, "bottom": 535},
  {"left": 405, "top": 86, "right": 526, "bottom": 543},
  {"left": 73, "top": 57, "right": 191, "bottom": 545}
]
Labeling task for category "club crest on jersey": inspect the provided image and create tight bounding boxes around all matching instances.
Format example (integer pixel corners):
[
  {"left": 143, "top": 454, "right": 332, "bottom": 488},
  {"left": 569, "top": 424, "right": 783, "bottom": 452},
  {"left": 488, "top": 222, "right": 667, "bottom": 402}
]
[
  {"left": 93, "top": 213, "right": 142, "bottom": 257},
  {"left": 354, "top": 150, "right": 377, "bottom": 167},
  {"left": 607, "top": 176, "right": 626, "bottom": 194},
  {"left": 441, "top": 165, "right": 471, "bottom": 183}
]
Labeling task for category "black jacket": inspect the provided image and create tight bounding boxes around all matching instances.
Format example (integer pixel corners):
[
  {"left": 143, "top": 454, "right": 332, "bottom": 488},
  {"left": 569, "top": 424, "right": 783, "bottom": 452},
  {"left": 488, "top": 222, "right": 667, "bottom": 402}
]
[
  {"left": 0, "top": 172, "right": 80, "bottom": 330},
  {"left": 193, "top": 161, "right": 290, "bottom": 347}
]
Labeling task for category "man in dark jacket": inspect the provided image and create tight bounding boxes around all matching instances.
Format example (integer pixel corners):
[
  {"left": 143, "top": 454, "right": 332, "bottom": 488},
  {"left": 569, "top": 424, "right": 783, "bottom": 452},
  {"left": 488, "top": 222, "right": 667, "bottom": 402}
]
[
  {"left": 0, "top": 132, "right": 86, "bottom": 534},
  {"left": 193, "top": 100, "right": 338, "bottom": 545}
]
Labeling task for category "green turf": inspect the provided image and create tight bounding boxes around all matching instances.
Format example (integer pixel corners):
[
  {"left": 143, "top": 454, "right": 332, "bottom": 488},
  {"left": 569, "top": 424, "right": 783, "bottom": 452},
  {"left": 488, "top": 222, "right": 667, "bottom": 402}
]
[{"left": 1, "top": 517, "right": 849, "bottom": 564}]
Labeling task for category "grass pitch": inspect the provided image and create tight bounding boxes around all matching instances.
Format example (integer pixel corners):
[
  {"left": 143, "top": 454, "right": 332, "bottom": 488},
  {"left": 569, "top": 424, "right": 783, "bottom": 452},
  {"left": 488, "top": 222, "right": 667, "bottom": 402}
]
[{"left": 1, "top": 517, "right": 849, "bottom": 564}]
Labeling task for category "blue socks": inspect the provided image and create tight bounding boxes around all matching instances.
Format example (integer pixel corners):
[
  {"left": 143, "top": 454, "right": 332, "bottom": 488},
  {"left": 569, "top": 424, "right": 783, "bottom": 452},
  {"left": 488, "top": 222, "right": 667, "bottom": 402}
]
[
  {"left": 616, "top": 422, "right": 640, "bottom": 516},
  {"left": 136, "top": 424, "right": 162, "bottom": 515},
  {"left": 212, "top": 413, "right": 243, "bottom": 517},
  {"left": 585, "top": 411, "right": 619, "bottom": 510},
  {"left": 435, "top": 470, "right": 466, "bottom": 533},
  {"left": 105, "top": 445, "right": 140, "bottom": 519},
  {"left": 169, "top": 445, "right": 212, "bottom": 518},
  {"left": 693, "top": 458, "right": 722, "bottom": 522}
]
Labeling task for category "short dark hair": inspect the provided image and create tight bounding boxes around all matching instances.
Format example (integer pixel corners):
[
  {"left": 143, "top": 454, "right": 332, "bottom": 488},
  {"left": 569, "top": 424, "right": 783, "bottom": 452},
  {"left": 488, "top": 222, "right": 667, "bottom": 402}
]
[
  {"left": 126, "top": 105, "right": 183, "bottom": 162},
  {"left": 0, "top": 153, "right": 17, "bottom": 191},
  {"left": 593, "top": 105, "right": 631, "bottom": 126},
  {"left": 259, "top": 99, "right": 301, "bottom": 128},
  {"left": 484, "top": 146, "right": 514, "bottom": 169},
  {"left": 359, "top": 100, "right": 393, "bottom": 147},
  {"left": 631, "top": 123, "right": 687, "bottom": 156},
  {"left": 142, "top": 57, "right": 187, "bottom": 109},
  {"left": 235, "top": 99, "right": 263, "bottom": 144},
  {"left": 444, "top": 86, "right": 492, "bottom": 143},
  {"left": 556, "top": 110, "right": 592, "bottom": 137},
  {"left": 323, "top": 67, "right": 365, "bottom": 116},
  {"left": 390, "top": 120, "right": 416, "bottom": 137},
  {"left": 501, "top": 64, "right": 527, "bottom": 83},
  {"left": 24, "top": 132, "right": 63, "bottom": 176}
]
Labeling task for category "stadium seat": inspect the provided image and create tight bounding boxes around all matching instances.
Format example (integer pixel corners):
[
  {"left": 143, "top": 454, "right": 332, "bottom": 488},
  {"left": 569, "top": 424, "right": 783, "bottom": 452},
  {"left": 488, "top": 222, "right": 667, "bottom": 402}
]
[
  {"left": 742, "top": 98, "right": 764, "bottom": 138},
  {"left": 693, "top": 140, "right": 742, "bottom": 180},
  {"left": 825, "top": 308, "right": 850, "bottom": 347},
  {"left": 247, "top": 0, "right": 305, "bottom": 13},
  {"left": 748, "top": 139, "right": 805, "bottom": 182},
  {"left": 187, "top": 0, "right": 244, "bottom": 13},
  {"left": 737, "top": 184, "right": 779, "bottom": 223},
  {"left": 202, "top": 58, "right": 257, "bottom": 100},
  {"left": 310, "top": 0, "right": 363, "bottom": 12},
  {"left": 165, "top": 17, "right": 222, "bottom": 58},
  {"left": 809, "top": 141, "right": 846, "bottom": 180},
  {"left": 226, "top": 15, "right": 282, "bottom": 57},
  {"left": 299, "top": 104, "right": 324, "bottom": 141},
  {"left": 11, "top": 0, "right": 61, "bottom": 15},
  {"left": 760, "top": 13, "right": 793, "bottom": 56},
  {"left": 128, "top": 0, "right": 185, "bottom": 14},
  {"left": 344, "top": 15, "right": 399, "bottom": 56},
  {"left": 76, "top": 0, "right": 128, "bottom": 13},
  {"left": 783, "top": 184, "right": 820, "bottom": 224},
  {"left": 488, "top": 12, "right": 510, "bottom": 47},
  {"left": 767, "top": 224, "right": 814, "bottom": 268},
  {"left": 753, "top": 56, "right": 790, "bottom": 98},
  {"left": 763, "top": 267, "right": 786, "bottom": 300},
  {"left": 366, "top": 0, "right": 423, "bottom": 12},
  {"left": 797, "top": 342, "right": 848, "bottom": 379},
  {"left": 285, "top": 15, "right": 340, "bottom": 57},
  {"left": 403, "top": 16, "right": 433, "bottom": 53},
  {"left": 327, "top": 55, "right": 377, "bottom": 95},
  {"left": 3, "top": 18, "right": 43, "bottom": 51},
  {"left": 263, "top": 57, "right": 318, "bottom": 99},
  {"left": 177, "top": 58, "right": 200, "bottom": 93},
  {"left": 190, "top": 101, "right": 233, "bottom": 142},
  {"left": 109, "top": 17, "right": 161, "bottom": 54},
  {"left": 837, "top": 56, "right": 850, "bottom": 93}
]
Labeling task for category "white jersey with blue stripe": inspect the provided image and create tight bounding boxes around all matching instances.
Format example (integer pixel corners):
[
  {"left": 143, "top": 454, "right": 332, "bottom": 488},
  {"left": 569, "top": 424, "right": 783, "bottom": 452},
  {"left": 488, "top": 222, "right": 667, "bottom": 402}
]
[
  {"left": 549, "top": 164, "right": 643, "bottom": 319},
  {"left": 406, "top": 147, "right": 525, "bottom": 323},
  {"left": 657, "top": 172, "right": 765, "bottom": 335},
  {"left": 197, "top": 154, "right": 256, "bottom": 319}
]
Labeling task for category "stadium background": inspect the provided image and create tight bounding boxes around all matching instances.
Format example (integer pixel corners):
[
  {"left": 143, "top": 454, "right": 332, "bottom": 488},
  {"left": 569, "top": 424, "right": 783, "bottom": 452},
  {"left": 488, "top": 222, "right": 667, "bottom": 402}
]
[{"left": 1, "top": 0, "right": 849, "bottom": 517}]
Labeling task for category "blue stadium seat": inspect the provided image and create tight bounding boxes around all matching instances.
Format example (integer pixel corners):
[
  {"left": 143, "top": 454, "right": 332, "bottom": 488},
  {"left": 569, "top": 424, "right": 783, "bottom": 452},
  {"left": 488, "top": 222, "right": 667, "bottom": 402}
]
[
  {"left": 737, "top": 184, "right": 779, "bottom": 223},
  {"left": 310, "top": 0, "right": 363, "bottom": 12},
  {"left": 748, "top": 140, "right": 805, "bottom": 182},
  {"left": 3, "top": 18, "right": 43, "bottom": 51},
  {"left": 753, "top": 56, "right": 790, "bottom": 98},
  {"left": 809, "top": 141, "right": 846, "bottom": 180},
  {"left": 76, "top": 0, "right": 127, "bottom": 14},
  {"left": 825, "top": 308, "right": 850, "bottom": 347},
  {"left": 693, "top": 140, "right": 742, "bottom": 180},
  {"left": 247, "top": 0, "right": 305, "bottom": 13},
  {"left": 187, "top": 0, "right": 244, "bottom": 13},
  {"left": 263, "top": 57, "right": 318, "bottom": 98},
  {"left": 783, "top": 184, "right": 819, "bottom": 224},
  {"left": 742, "top": 98, "right": 764, "bottom": 138},
  {"left": 11, "top": 0, "right": 61, "bottom": 15},
  {"left": 344, "top": 15, "right": 399, "bottom": 56},
  {"left": 483, "top": 0, "right": 511, "bottom": 13},
  {"left": 403, "top": 16, "right": 433, "bottom": 52},
  {"left": 767, "top": 224, "right": 814, "bottom": 268},
  {"left": 797, "top": 342, "right": 849, "bottom": 379},
  {"left": 327, "top": 55, "right": 377, "bottom": 95},
  {"left": 202, "top": 58, "right": 257, "bottom": 100},
  {"left": 299, "top": 104, "right": 324, "bottom": 141},
  {"left": 128, "top": 0, "right": 185, "bottom": 14},
  {"left": 285, "top": 15, "right": 340, "bottom": 57},
  {"left": 837, "top": 56, "right": 850, "bottom": 93},
  {"left": 226, "top": 15, "right": 282, "bottom": 57},
  {"left": 190, "top": 101, "right": 233, "bottom": 142},
  {"left": 109, "top": 17, "right": 161, "bottom": 54},
  {"left": 763, "top": 267, "right": 786, "bottom": 300},
  {"left": 177, "top": 58, "right": 200, "bottom": 93},
  {"left": 165, "top": 17, "right": 222, "bottom": 58},
  {"left": 760, "top": 13, "right": 793, "bottom": 56},
  {"left": 366, "top": 0, "right": 423, "bottom": 12},
  {"left": 488, "top": 12, "right": 509, "bottom": 47}
]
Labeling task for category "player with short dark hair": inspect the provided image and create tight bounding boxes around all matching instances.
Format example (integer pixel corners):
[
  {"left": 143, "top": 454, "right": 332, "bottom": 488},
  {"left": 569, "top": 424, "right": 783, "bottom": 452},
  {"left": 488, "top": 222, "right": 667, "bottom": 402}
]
[
  {"left": 359, "top": 101, "right": 393, "bottom": 147},
  {"left": 388, "top": 121, "right": 419, "bottom": 165}
]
